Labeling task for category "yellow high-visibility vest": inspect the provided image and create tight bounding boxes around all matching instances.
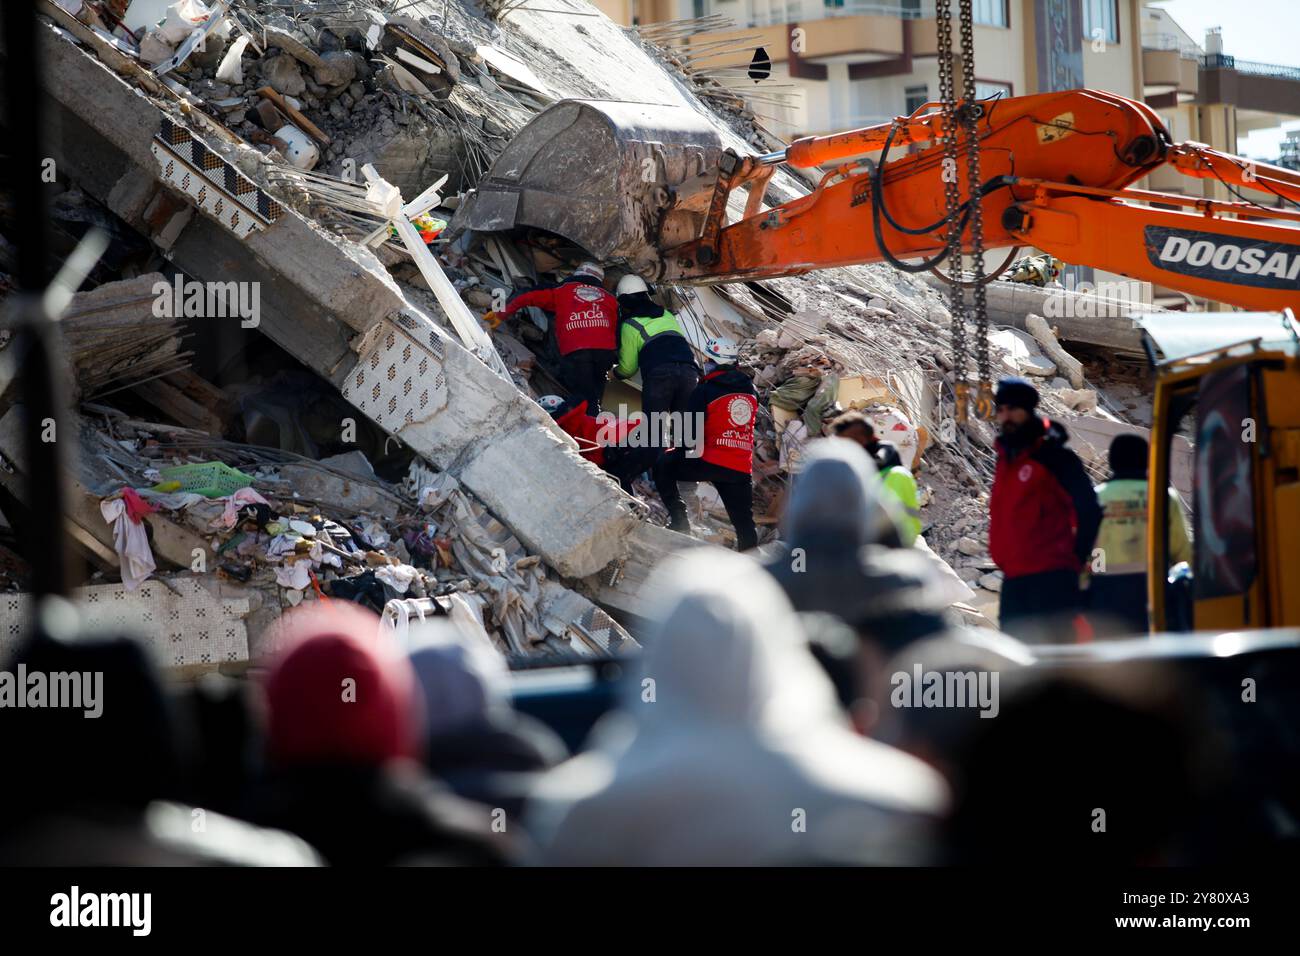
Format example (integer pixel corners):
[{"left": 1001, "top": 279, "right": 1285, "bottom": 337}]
[{"left": 1093, "top": 478, "right": 1192, "bottom": 575}]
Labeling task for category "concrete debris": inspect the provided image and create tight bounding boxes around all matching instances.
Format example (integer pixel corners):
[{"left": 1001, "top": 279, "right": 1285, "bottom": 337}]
[
  {"left": 1025, "top": 313, "right": 1086, "bottom": 388},
  {"left": 260, "top": 53, "right": 306, "bottom": 97},
  {"left": 1057, "top": 387, "right": 1099, "bottom": 413},
  {"left": 989, "top": 327, "right": 1057, "bottom": 378}
]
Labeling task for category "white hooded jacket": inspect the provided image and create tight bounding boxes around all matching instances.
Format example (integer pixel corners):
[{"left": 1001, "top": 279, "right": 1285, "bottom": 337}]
[{"left": 529, "top": 548, "right": 950, "bottom": 865}]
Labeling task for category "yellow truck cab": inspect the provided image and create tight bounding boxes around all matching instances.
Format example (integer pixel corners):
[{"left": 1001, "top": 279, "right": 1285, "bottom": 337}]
[{"left": 1138, "top": 311, "right": 1300, "bottom": 632}]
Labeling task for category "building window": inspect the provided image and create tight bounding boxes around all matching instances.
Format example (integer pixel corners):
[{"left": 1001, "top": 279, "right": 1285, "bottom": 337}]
[
  {"left": 1084, "top": 0, "right": 1119, "bottom": 44},
  {"left": 973, "top": 0, "right": 1008, "bottom": 28},
  {"left": 974, "top": 80, "right": 1012, "bottom": 101},
  {"left": 904, "top": 84, "right": 929, "bottom": 115}
]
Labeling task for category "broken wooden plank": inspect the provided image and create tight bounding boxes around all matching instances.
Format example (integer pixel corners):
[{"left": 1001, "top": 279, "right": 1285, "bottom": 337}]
[
  {"left": 130, "top": 376, "right": 225, "bottom": 435},
  {"left": 255, "top": 86, "right": 332, "bottom": 146}
]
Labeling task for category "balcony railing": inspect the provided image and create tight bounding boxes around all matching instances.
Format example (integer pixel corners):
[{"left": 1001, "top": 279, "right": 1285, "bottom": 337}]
[
  {"left": 1201, "top": 53, "right": 1300, "bottom": 82},
  {"left": 1141, "top": 32, "right": 1201, "bottom": 59},
  {"left": 746, "top": 1, "right": 931, "bottom": 28},
  {"left": 1233, "top": 59, "right": 1300, "bottom": 82}
]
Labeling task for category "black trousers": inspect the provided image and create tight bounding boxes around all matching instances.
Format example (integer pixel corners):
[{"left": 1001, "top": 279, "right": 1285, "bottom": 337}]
[
  {"left": 653, "top": 448, "right": 757, "bottom": 551},
  {"left": 641, "top": 362, "right": 699, "bottom": 430},
  {"left": 614, "top": 362, "right": 702, "bottom": 484},
  {"left": 1087, "top": 572, "right": 1149, "bottom": 638},
  {"left": 998, "top": 568, "right": 1084, "bottom": 643},
  {"left": 558, "top": 348, "right": 616, "bottom": 414}
]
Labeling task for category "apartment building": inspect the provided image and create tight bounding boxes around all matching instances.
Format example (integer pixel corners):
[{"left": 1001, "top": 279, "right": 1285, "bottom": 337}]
[{"left": 592, "top": 1, "right": 1145, "bottom": 136}]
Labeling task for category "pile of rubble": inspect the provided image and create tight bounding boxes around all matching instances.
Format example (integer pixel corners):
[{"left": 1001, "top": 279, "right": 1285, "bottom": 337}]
[{"left": 15, "top": 0, "right": 1171, "bottom": 648}]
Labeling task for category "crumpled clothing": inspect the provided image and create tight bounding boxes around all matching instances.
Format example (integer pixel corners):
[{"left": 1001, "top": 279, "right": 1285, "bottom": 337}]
[
  {"left": 416, "top": 473, "right": 461, "bottom": 512},
  {"left": 136, "top": 489, "right": 205, "bottom": 511},
  {"left": 326, "top": 569, "right": 393, "bottom": 614},
  {"left": 381, "top": 593, "right": 495, "bottom": 655},
  {"left": 219, "top": 487, "right": 271, "bottom": 529},
  {"left": 266, "top": 534, "right": 300, "bottom": 559},
  {"left": 768, "top": 373, "right": 840, "bottom": 434},
  {"left": 374, "top": 563, "right": 419, "bottom": 595},
  {"left": 403, "top": 525, "right": 439, "bottom": 565},
  {"left": 237, "top": 501, "right": 277, "bottom": 531},
  {"left": 768, "top": 374, "right": 820, "bottom": 413},
  {"left": 801, "top": 374, "right": 839, "bottom": 434},
  {"left": 359, "top": 520, "right": 390, "bottom": 550},
  {"left": 100, "top": 498, "right": 156, "bottom": 591},
  {"left": 275, "top": 560, "right": 313, "bottom": 591},
  {"left": 121, "top": 487, "right": 157, "bottom": 524}
]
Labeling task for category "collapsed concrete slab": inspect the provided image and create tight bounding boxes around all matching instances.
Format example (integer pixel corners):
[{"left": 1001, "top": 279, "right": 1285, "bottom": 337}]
[
  {"left": 16, "top": 17, "right": 664, "bottom": 608},
  {"left": 0, "top": 573, "right": 258, "bottom": 677},
  {"left": 925, "top": 275, "right": 1154, "bottom": 354}
]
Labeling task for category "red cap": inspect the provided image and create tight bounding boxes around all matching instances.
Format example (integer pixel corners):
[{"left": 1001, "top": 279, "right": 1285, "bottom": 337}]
[{"left": 264, "top": 602, "right": 422, "bottom": 767}]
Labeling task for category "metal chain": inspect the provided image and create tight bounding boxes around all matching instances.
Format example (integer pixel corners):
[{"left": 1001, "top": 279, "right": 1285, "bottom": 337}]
[
  {"left": 958, "top": 0, "right": 993, "bottom": 418},
  {"left": 935, "top": 0, "right": 969, "bottom": 424}
]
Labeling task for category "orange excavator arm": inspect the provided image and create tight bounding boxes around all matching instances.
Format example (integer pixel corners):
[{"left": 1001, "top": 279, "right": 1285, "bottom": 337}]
[{"left": 660, "top": 89, "right": 1300, "bottom": 315}]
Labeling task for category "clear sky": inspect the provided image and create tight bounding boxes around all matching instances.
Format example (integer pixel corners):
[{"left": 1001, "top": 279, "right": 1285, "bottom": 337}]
[{"left": 1148, "top": 0, "right": 1300, "bottom": 158}]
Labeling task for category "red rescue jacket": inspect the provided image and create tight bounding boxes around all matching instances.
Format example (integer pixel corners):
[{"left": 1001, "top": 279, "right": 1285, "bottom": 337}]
[
  {"left": 989, "top": 417, "right": 1103, "bottom": 579},
  {"left": 504, "top": 279, "right": 617, "bottom": 355},
  {"left": 691, "top": 367, "right": 758, "bottom": 474},
  {"left": 554, "top": 401, "right": 637, "bottom": 468}
]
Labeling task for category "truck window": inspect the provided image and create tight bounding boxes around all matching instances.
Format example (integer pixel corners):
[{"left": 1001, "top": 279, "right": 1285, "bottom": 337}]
[{"left": 1192, "top": 365, "right": 1257, "bottom": 599}]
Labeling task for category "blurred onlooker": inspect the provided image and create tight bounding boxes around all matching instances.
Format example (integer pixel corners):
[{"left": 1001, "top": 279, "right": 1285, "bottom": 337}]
[
  {"left": 768, "top": 440, "right": 966, "bottom": 647},
  {"left": 528, "top": 549, "right": 950, "bottom": 866},
  {"left": 0, "top": 630, "right": 316, "bottom": 866},
  {"left": 871, "top": 630, "right": 1033, "bottom": 779},
  {"left": 246, "top": 603, "right": 513, "bottom": 866},
  {"left": 767, "top": 439, "right": 1020, "bottom": 748},
  {"left": 1088, "top": 433, "right": 1192, "bottom": 637},
  {"left": 408, "top": 627, "right": 568, "bottom": 820},
  {"left": 944, "top": 663, "right": 1202, "bottom": 865},
  {"left": 178, "top": 673, "right": 260, "bottom": 818}
]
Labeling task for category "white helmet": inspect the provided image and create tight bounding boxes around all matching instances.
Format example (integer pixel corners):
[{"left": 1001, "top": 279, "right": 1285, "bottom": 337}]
[
  {"left": 616, "top": 274, "right": 649, "bottom": 297},
  {"left": 538, "top": 394, "right": 566, "bottom": 414},
  {"left": 572, "top": 261, "right": 604, "bottom": 282},
  {"left": 704, "top": 335, "right": 740, "bottom": 365}
]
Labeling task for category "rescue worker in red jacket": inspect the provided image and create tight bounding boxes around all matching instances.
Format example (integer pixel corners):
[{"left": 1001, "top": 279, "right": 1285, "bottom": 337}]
[
  {"left": 539, "top": 394, "right": 643, "bottom": 493},
  {"left": 652, "top": 337, "right": 759, "bottom": 551},
  {"left": 988, "top": 377, "right": 1102, "bottom": 641},
  {"left": 497, "top": 263, "right": 618, "bottom": 413}
]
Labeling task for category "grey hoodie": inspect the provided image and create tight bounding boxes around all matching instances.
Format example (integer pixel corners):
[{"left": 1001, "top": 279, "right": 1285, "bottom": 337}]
[{"left": 529, "top": 548, "right": 949, "bottom": 865}]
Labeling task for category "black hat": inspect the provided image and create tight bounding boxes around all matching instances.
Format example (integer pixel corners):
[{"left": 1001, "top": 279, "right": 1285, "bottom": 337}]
[
  {"left": 1108, "top": 433, "right": 1149, "bottom": 478},
  {"left": 994, "top": 377, "right": 1039, "bottom": 412}
]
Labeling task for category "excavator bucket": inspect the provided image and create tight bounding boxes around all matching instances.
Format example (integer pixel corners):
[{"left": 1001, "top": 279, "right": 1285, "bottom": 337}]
[{"left": 452, "top": 99, "right": 726, "bottom": 275}]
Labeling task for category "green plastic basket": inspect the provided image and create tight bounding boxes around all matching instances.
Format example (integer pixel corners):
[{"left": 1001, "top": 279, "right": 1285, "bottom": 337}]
[{"left": 153, "top": 461, "right": 255, "bottom": 498}]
